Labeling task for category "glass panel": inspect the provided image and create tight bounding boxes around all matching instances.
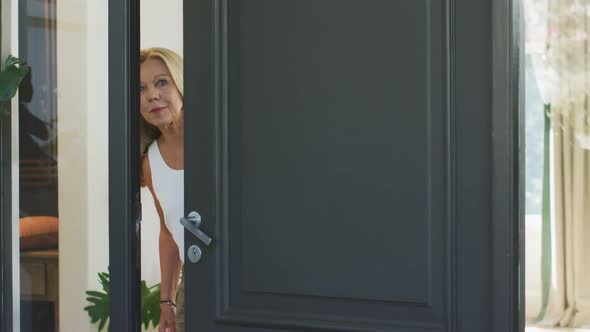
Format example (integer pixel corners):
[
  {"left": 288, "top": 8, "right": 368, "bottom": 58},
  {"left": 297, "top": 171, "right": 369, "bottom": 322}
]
[
  {"left": 523, "top": 0, "right": 549, "bottom": 323},
  {"left": 16, "top": 0, "right": 109, "bottom": 331},
  {"left": 523, "top": 53, "right": 545, "bottom": 320},
  {"left": 139, "top": 1, "right": 183, "bottom": 331}
]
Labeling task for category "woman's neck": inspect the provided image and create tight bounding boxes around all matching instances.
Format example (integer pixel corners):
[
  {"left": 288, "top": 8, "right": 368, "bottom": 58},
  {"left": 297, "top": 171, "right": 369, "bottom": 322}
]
[{"left": 158, "top": 117, "right": 184, "bottom": 147}]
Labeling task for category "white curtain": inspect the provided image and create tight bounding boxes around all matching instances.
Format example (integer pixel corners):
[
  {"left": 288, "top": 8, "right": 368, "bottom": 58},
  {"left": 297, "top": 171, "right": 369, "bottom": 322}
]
[{"left": 525, "top": 0, "right": 590, "bottom": 328}]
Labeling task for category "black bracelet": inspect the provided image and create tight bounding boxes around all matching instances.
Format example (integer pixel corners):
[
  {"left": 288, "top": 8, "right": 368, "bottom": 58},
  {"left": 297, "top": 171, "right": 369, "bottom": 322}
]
[{"left": 160, "top": 300, "right": 177, "bottom": 307}]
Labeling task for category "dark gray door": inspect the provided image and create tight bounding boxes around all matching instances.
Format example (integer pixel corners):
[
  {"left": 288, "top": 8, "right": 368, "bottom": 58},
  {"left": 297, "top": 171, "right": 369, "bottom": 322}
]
[{"left": 183, "top": 0, "right": 521, "bottom": 331}]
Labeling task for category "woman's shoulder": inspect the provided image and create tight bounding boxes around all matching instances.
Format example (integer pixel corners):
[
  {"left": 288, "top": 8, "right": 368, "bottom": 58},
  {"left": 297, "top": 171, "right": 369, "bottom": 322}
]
[
  {"left": 143, "top": 140, "right": 159, "bottom": 165},
  {"left": 145, "top": 140, "right": 158, "bottom": 154}
]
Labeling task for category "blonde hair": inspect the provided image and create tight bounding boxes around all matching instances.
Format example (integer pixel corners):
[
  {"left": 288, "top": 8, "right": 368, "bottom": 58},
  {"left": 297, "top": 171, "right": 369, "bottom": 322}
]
[{"left": 139, "top": 47, "right": 184, "bottom": 155}]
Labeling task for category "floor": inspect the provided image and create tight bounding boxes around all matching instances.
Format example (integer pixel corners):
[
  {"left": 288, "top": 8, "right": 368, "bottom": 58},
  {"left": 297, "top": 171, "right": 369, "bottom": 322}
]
[{"left": 527, "top": 327, "right": 590, "bottom": 332}]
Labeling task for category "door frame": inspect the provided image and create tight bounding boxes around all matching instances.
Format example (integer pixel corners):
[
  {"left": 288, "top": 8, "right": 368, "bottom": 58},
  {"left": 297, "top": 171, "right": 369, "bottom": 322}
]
[
  {"left": 0, "top": 113, "right": 13, "bottom": 332},
  {"left": 107, "top": 0, "right": 142, "bottom": 331},
  {"left": 0, "top": 0, "right": 17, "bottom": 329},
  {"left": 0, "top": 87, "right": 14, "bottom": 332},
  {"left": 491, "top": 0, "right": 523, "bottom": 331}
]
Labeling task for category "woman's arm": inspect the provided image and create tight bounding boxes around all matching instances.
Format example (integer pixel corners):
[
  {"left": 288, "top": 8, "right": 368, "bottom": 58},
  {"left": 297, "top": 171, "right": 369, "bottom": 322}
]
[
  {"left": 159, "top": 222, "right": 182, "bottom": 303},
  {"left": 142, "top": 155, "right": 182, "bottom": 331}
]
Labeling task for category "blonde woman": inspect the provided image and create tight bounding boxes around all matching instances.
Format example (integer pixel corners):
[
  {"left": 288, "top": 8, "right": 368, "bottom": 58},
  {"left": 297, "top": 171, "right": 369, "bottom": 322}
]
[{"left": 139, "top": 47, "right": 185, "bottom": 332}]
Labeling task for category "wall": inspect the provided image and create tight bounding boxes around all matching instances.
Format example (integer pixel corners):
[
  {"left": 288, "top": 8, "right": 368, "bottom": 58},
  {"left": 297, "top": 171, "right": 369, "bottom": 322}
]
[
  {"left": 57, "top": 0, "right": 108, "bottom": 330},
  {"left": 140, "top": 0, "right": 183, "bottom": 55}
]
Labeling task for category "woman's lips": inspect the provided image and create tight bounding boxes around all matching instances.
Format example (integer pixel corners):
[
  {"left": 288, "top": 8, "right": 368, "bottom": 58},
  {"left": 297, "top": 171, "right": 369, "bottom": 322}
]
[{"left": 150, "top": 107, "right": 166, "bottom": 113}]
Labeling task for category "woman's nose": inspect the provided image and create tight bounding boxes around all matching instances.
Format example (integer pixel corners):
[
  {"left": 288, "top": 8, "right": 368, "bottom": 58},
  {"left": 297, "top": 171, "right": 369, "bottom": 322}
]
[{"left": 147, "top": 87, "right": 159, "bottom": 102}]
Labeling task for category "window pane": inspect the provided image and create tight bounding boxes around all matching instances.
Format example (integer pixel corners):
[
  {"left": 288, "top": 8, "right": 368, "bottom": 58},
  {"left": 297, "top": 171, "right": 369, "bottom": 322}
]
[{"left": 17, "top": 0, "right": 109, "bottom": 331}]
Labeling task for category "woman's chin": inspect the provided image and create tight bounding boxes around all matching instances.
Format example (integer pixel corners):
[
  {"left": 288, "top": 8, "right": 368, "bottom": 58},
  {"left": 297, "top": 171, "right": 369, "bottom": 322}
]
[{"left": 149, "top": 116, "right": 174, "bottom": 128}]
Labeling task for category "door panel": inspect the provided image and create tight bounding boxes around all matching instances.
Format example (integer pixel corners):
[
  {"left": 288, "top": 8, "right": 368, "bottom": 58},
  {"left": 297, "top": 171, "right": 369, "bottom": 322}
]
[
  {"left": 232, "top": 0, "right": 443, "bottom": 306},
  {"left": 184, "top": 0, "right": 510, "bottom": 331}
]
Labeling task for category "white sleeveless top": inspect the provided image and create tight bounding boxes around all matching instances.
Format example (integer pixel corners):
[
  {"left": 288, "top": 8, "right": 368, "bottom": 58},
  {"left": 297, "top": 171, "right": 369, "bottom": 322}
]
[{"left": 147, "top": 141, "right": 184, "bottom": 263}]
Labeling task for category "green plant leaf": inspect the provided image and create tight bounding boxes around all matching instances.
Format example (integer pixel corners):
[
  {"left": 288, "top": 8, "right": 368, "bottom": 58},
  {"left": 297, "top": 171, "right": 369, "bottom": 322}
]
[
  {"left": 140, "top": 281, "right": 150, "bottom": 329},
  {"left": 98, "top": 272, "right": 110, "bottom": 292},
  {"left": 84, "top": 273, "right": 110, "bottom": 332},
  {"left": 4, "top": 55, "right": 25, "bottom": 68},
  {"left": 0, "top": 55, "right": 30, "bottom": 102},
  {"left": 87, "top": 290, "right": 108, "bottom": 298},
  {"left": 98, "top": 316, "right": 108, "bottom": 331},
  {"left": 85, "top": 271, "right": 162, "bottom": 331},
  {"left": 142, "top": 283, "right": 161, "bottom": 329}
]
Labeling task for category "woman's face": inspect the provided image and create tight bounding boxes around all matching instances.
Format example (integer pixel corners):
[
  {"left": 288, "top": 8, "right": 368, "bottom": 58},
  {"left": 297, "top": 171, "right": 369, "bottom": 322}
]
[{"left": 140, "top": 58, "right": 183, "bottom": 128}]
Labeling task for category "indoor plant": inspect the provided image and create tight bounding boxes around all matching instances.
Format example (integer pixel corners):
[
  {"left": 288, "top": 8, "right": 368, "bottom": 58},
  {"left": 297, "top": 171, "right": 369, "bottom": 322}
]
[
  {"left": 0, "top": 54, "right": 30, "bottom": 117},
  {"left": 84, "top": 271, "right": 162, "bottom": 332}
]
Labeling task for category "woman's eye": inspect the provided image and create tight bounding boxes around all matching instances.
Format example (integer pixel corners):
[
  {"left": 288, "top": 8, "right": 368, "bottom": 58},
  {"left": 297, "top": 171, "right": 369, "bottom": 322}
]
[
  {"left": 139, "top": 85, "right": 145, "bottom": 91},
  {"left": 157, "top": 79, "right": 168, "bottom": 87}
]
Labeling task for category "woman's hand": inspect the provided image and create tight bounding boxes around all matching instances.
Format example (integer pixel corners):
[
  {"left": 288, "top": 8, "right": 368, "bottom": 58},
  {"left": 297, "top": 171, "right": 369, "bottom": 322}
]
[{"left": 159, "top": 304, "right": 177, "bottom": 332}]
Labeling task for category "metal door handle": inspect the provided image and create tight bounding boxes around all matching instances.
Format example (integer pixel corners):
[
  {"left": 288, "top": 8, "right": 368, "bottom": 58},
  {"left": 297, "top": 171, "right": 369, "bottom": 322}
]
[{"left": 180, "top": 211, "right": 212, "bottom": 246}]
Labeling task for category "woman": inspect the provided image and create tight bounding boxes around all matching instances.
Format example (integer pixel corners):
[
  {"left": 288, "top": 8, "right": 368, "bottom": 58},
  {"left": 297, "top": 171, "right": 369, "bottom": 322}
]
[{"left": 139, "top": 47, "right": 185, "bottom": 332}]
